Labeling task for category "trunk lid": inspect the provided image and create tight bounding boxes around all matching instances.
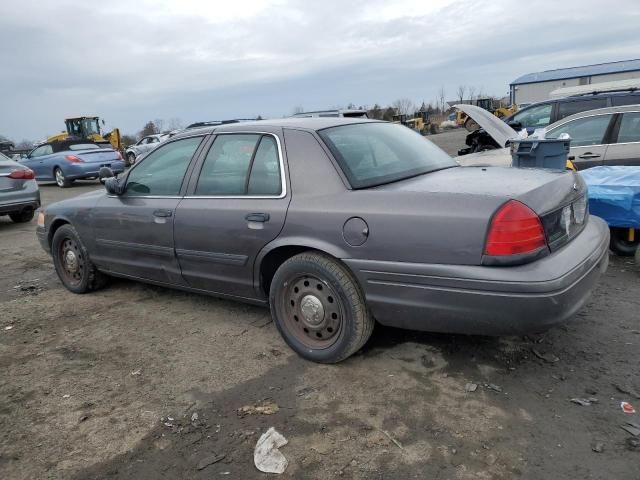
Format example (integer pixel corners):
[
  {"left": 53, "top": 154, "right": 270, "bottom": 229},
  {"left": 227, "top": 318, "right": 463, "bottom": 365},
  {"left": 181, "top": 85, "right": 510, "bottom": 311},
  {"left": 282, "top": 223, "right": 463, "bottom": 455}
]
[
  {"left": 376, "top": 166, "right": 587, "bottom": 254},
  {"left": 0, "top": 158, "right": 31, "bottom": 193},
  {"left": 73, "top": 148, "right": 120, "bottom": 164}
]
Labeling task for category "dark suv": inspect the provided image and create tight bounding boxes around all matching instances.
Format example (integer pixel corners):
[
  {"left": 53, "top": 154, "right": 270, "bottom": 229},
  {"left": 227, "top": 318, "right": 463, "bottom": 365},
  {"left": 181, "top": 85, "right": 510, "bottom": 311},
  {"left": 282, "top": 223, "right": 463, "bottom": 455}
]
[{"left": 506, "top": 90, "right": 640, "bottom": 133}]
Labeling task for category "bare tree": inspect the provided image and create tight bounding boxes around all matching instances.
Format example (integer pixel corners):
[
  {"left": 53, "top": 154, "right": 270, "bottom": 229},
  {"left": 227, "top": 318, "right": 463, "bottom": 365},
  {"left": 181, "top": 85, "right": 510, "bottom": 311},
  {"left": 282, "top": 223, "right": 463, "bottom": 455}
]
[
  {"left": 167, "top": 117, "right": 183, "bottom": 131},
  {"left": 153, "top": 118, "right": 165, "bottom": 133},
  {"left": 438, "top": 87, "right": 446, "bottom": 114},
  {"left": 468, "top": 86, "right": 476, "bottom": 103},
  {"left": 139, "top": 121, "right": 157, "bottom": 137},
  {"left": 292, "top": 105, "right": 304, "bottom": 115},
  {"left": 392, "top": 98, "right": 415, "bottom": 115},
  {"left": 456, "top": 85, "right": 466, "bottom": 103}
]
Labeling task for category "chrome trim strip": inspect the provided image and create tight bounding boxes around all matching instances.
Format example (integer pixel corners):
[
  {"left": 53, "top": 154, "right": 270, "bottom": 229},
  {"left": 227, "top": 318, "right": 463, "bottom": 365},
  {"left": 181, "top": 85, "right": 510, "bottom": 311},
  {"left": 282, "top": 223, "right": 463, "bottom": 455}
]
[
  {"left": 175, "top": 248, "right": 248, "bottom": 266},
  {"left": 95, "top": 238, "right": 174, "bottom": 256},
  {"left": 188, "top": 131, "right": 287, "bottom": 199}
]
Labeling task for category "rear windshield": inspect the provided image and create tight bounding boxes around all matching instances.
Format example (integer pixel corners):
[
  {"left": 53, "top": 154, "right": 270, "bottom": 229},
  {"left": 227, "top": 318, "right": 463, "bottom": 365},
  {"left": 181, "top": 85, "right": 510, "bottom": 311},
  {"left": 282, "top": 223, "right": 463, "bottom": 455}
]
[
  {"left": 319, "top": 122, "right": 455, "bottom": 188},
  {"left": 68, "top": 143, "right": 100, "bottom": 151}
]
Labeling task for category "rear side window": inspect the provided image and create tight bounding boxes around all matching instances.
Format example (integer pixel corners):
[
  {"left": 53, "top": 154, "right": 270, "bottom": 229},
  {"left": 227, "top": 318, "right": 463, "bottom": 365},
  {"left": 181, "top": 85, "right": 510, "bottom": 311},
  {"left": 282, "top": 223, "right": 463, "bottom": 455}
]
[
  {"left": 195, "top": 134, "right": 282, "bottom": 196},
  {"left": 319, "top": 122, "right": 454, "bottom": 188},
  {"left": 611, "top": 94, "right": 640, "bottom": 107},
  {"left": 557, "top": 98, "right": 607, "bottom": 121},
  {"left": 126, "top": 136, "right": 202, "bottom": 196},
  {"left": 617, "top": 112, "right": 640, "bottom": 143},
  {"left": 546, "top": 114, "right": 612, "bottom": 147}
]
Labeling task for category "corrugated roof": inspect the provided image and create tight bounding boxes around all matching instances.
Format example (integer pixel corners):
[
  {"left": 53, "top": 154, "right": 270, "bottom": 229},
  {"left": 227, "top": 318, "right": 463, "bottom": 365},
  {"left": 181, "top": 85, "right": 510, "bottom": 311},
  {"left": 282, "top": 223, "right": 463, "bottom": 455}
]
[{"left": 511, "top": 59, "right": 640, "bottom": 85}]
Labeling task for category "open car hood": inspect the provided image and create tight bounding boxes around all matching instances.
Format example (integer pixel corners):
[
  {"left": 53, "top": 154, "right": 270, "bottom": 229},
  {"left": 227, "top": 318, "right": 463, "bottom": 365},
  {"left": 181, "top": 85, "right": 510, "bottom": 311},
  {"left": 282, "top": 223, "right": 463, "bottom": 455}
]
[{"left": 455, "top": 104, "right": 517, "bottom": 147}]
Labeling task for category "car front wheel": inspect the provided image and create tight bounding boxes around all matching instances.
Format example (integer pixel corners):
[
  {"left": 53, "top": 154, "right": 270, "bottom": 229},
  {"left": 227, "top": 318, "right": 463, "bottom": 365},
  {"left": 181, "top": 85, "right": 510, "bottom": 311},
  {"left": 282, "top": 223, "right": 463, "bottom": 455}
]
[
  {"left": 54, "top": 167, "right": 73, "bottom": 188},
  {"left": 269, "top": 252, "right": 374, "bottom": 363},
  {"left": 51, "top": 224, "right": 107, "bottom": 293}
]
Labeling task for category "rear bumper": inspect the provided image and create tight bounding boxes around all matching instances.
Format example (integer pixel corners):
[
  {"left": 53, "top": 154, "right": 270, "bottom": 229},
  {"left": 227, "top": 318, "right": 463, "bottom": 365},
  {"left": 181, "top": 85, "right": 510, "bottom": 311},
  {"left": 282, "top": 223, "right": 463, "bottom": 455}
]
[
  {"left": 66, "top": 161, "right": 126, "bottom": 180},
  {"left": 344, "top": 216, "right": 610, "bottom": 335},
  {"left": 0, "top": 192, "right": 40, "bottom": 215}
]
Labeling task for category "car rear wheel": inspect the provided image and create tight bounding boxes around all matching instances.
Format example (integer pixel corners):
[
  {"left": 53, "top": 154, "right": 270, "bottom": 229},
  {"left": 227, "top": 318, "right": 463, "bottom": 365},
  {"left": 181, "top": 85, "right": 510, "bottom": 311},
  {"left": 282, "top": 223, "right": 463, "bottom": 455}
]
[
  {"left": 9, "top": 208, "right": 35, "bottom": 223},
  {"left": 54, "top": 167, "right": 73, "bottom": 188},
  {"left": 51, "top": 224, "right": 107, "bottom": 293},
  {"left": 127, "top": 152, "right": 136, "bottom": 166},
  {"left": 269, "top": 252, "right": 374, "bottom": 363},
  {"left": 609, "top": 227, "right": 640, "bottom": 257}
]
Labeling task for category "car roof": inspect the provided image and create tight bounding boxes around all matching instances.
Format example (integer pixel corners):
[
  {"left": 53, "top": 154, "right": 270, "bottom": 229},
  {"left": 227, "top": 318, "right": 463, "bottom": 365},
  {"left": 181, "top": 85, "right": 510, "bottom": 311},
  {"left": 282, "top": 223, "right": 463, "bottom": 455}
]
[
  {"left": 515, "top": 90, "right": 640, "bottom": 112},
  {"left": 171, "top": 117, "right": 383, "bottom": 139},
  {"left": 546, "top": 103, "right": 640, "bottom": 130}
]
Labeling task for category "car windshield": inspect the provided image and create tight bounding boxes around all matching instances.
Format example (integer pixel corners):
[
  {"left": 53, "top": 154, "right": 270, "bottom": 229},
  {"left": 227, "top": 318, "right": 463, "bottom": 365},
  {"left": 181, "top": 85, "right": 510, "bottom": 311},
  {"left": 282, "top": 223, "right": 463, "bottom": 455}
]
[
  {"left": 319, "top": 122, "right": 455, "bottom": 188},
  {"left": 68, "top": 143, "right": 100, "bottom": 151}
]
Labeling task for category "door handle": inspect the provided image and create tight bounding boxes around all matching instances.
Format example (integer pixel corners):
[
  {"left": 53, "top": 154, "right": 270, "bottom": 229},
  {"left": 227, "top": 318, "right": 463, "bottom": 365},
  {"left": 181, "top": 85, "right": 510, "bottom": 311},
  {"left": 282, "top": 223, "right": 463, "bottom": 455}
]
[
  {"left": 245, "top": 213, "right": 270, "bottom": 222},
  {"left": 578, "top": 153, "right": 600, "bottom": 159},
  {"left": 153, "top": 209, "right": 173, "bottom": 218}
]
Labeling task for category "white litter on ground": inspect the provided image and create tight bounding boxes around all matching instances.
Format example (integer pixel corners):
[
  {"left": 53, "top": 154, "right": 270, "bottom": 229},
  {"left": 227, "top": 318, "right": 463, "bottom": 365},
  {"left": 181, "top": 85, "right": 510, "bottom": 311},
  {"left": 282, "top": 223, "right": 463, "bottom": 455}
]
[{"left": 254, "top": 427, "right": 288, "bottom": 474}]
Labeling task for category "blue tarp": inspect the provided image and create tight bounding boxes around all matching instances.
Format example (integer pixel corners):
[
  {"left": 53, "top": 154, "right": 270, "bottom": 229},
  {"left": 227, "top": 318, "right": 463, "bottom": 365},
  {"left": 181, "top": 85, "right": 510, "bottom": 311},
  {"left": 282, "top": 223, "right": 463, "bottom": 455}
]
[{"left": 580, "top": 166, "right": 640, "bottom": 228}]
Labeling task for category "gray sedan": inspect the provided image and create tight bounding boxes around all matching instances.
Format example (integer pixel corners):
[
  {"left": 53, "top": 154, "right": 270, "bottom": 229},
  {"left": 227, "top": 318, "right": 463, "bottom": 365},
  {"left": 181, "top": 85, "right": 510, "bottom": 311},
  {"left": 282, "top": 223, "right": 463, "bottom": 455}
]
[
  {"left": 0, "top": 152, "right": 40, "bottom": 223},
  {"left": 36, "top": 118, "right": 609, "bottom": 363}
]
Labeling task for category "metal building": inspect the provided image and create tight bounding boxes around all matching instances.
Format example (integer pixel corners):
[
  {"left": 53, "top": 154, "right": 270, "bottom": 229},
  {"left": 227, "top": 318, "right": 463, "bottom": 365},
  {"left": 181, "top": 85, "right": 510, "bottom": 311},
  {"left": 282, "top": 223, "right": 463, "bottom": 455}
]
[{"left": 510, "top": 59, "right": 640, "bottom": 105}]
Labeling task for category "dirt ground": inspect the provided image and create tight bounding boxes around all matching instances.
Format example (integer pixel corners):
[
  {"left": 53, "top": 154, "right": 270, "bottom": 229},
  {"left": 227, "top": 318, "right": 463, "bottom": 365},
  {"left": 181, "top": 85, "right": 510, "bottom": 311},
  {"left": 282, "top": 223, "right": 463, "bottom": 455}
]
[{"left": 1, "top": 132, "right": 639, "bottom": 479}]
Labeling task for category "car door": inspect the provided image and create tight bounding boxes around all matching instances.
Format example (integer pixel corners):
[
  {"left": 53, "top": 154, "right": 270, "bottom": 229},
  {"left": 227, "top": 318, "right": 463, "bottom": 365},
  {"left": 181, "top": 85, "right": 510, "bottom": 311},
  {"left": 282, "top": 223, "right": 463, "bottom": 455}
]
[
  {"left": 22, "top": 144, "right": 54, "bottom": 179},
  {"left": 174, "top": 131, "right": 290, "bottom": 298},
  {"left": 90, "top": 135, "right": 205, "bottom": 284},
  {"left": 603, "top": 111, "right": 640, "bottom": 166},
  {"left": 546, "top": 113, "right": 614, "bottom": 170}
]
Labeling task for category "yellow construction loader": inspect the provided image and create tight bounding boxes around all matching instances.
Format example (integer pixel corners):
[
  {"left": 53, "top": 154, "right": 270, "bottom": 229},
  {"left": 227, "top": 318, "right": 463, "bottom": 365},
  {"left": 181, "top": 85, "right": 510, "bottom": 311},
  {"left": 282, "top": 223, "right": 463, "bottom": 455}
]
[{"left": 48, "top": 116, "right": 121, "bottom": 150}]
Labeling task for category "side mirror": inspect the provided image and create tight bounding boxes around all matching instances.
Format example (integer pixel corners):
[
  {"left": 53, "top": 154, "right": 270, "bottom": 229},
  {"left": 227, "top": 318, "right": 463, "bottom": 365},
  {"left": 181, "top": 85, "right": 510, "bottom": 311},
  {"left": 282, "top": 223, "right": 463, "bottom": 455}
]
[{"left": 507, "top": 120, "right": 522, "bottom": 130}]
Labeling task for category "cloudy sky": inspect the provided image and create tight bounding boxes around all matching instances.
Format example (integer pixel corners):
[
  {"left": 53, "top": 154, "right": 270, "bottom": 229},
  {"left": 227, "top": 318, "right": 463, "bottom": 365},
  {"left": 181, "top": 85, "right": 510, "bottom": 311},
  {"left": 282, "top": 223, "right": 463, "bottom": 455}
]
[{"left": 1, "top": 0, "right": 639, "bottom": 141}]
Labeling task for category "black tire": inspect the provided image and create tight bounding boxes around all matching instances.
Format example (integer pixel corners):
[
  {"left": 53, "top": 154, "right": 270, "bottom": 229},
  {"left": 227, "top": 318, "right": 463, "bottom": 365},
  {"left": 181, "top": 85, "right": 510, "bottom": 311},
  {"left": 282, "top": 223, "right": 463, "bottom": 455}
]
[
  {"left": 51, "top": 224, "right": 108, "bottom": 293},
  {"left": 635, "top": 242, "right": 640, "bottom": 266},
  {"left": 54, "top": 167, "right": 73, "bottom": 188},
  {"left": 609, "top": 227, "right": 640, "bottom": 257},
  {"left": 9, "top": 209, "right": 35, "bottom": 223},
  {"left": 269, "top": 252, "right": 374, "bottom": 363},
  {"left": 127, "top": 152, "right": 136, "bottom": 166}
]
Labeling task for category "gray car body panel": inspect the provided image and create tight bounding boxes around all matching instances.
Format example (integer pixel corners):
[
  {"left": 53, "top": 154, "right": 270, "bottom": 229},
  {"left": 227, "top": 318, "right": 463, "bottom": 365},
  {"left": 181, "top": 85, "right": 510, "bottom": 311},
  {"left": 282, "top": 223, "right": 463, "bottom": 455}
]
[
  {"left": 38, "top": 118, "right": 608, "bottom": 334},
  {"left": 0, "top": 155, "right": 40, "bottom": 215}
]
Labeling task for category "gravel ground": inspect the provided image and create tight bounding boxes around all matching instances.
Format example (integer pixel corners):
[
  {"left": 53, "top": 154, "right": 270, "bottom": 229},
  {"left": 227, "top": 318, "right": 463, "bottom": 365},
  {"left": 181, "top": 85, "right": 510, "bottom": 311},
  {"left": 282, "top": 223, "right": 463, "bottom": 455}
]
[{"left": 1, "top": 137, "right": 639, "bottom": 479}]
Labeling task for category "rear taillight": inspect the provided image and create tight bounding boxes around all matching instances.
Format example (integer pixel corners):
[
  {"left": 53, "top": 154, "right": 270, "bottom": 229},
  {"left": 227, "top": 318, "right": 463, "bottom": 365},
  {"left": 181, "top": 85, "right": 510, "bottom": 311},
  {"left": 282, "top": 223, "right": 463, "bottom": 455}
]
[
  {"left": 65, "top": 155, "right": 83, "bottom": 163},
  {"left": 115, "top": 151, "right": 123, "bottom": 160},
  {"left": 8, "top": 169, "right": 35, "bottom": 180},
  {"left": 484, "top": 200, "right": 547, "bottom": 257}
]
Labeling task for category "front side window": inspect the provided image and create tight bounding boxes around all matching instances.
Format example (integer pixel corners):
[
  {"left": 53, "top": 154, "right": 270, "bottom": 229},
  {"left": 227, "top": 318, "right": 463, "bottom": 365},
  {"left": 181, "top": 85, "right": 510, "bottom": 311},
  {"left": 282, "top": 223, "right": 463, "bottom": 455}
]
[
  {"left": 617, "top": 112, "right": 640, "bottom": 143},
  {"left": 319, "top": 122, "right": 455, "bottom": 188},
  {"left": 126, "top": 136, "right": 202, "bottom": 196},
  {"left": 512, "top": 103, "right": 553, "bottom": 128},
  {"left": 557, "top": 98, "right": 607, "bottom": 121},
  {"left": 546, "top": 114, "right": 612, "bottom": 147},
  {"left": 30, "top": 145, "right": 52, "bottom": 157},
  {"left": 195, "top": 134, "right": 282, "bottom": 196}
]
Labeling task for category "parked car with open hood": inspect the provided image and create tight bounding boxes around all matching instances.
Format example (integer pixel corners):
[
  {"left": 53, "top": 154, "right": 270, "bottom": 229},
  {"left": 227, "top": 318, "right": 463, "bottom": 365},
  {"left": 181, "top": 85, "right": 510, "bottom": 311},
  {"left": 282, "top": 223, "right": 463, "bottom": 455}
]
[
  {"left": 456, "top": 104, "right": 640, "bottom": 171},
  {"left": 37, "top": 118, "right": 608, "bottom": 363},
  {"left": 20, "top": 140, "right": 126, "bottom": 188},
  {"left": 0, "top": 151, "right": 40, "bottom": 223}
]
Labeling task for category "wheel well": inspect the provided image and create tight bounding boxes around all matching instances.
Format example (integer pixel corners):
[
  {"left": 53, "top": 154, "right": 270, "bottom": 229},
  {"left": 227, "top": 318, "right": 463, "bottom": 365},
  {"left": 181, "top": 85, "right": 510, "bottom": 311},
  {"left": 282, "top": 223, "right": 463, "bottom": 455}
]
[
  {"left": 48, "top": 219, "right": 69, "bottom": 247},
  {"left": 259, "top": 245, "right": 317, "bottom": 295}
]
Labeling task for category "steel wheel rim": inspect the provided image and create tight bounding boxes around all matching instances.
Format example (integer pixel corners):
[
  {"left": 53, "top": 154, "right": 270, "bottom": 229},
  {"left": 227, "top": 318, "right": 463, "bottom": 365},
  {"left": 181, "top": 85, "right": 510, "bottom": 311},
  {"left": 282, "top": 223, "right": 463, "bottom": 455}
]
[
  {"left": 282, "top": 274, "right": 343, "bottom": 349},
  {"left": 58, "top": 237, "right": 85, "bottom": 287},
  {"left": 55, "top": 169, "right": 64, "bottom": 186}
]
